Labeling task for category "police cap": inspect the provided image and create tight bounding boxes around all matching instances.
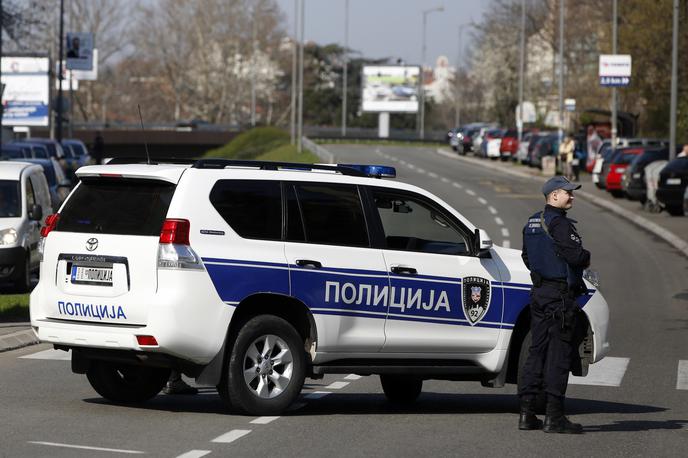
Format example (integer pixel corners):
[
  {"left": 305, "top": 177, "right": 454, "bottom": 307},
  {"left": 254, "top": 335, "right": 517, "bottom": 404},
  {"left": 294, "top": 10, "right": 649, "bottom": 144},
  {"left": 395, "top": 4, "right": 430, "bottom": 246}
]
[{"left": 542, "top": 176, "right": 581, "bottom": 196}]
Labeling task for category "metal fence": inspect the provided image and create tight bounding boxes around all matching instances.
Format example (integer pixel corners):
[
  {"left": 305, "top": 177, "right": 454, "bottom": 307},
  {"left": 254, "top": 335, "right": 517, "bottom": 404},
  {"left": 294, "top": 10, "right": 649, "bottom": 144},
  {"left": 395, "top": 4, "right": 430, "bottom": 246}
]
[{"left": 302, "top": 136, "right": 335, "bottom": 163}]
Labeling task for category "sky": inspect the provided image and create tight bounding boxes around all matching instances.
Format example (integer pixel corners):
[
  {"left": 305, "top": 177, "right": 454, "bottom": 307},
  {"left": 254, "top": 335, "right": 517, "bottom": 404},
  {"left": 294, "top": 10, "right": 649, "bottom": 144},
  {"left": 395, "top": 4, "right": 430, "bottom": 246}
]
[{"left": 274, "top": 0, "right": 490, "bottom": 67}]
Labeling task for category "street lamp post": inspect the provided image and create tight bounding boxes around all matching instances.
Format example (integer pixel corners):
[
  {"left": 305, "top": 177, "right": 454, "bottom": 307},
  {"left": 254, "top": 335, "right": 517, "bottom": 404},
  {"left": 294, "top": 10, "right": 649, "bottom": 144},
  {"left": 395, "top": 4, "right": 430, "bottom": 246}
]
[
  {"left": 341, "top": 0, "right": 349, "bottom": 138},
  {"left": 517, "top": 0, "right": 526, "bottom": 146},
  {"left": 297, "top": 0, "right": 305, "bottom": 153},
  {"left": 57, "top": 0, "right": 65, "bottom": 142},
  {"left": 557, "top": 0, "right": 564, "bottom": 148},
  {"left": 419, "top": 5, "right": 443, "bottom": 140},
  {"left": 454, "top": 23, "right": 469, "bottom": 128},
  {"left": 669, "top": 0, "right": 678, "bottom": 160},
  {"left": 290, "top": 0, "right": 297, "bottom": 145},
  {"left": 611, "top": 0, "right": 617, "bottom": 148}
]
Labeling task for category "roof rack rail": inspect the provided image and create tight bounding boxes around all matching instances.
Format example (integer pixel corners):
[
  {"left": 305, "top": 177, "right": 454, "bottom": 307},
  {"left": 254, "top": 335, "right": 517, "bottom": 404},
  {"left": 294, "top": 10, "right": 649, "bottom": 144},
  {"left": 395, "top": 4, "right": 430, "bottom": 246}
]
[
  {"left": 191, "top": 159, "right": 367, "bottom": 177},
  {"left": 106, "top": 157, "right": 197, "bottom": 165}
]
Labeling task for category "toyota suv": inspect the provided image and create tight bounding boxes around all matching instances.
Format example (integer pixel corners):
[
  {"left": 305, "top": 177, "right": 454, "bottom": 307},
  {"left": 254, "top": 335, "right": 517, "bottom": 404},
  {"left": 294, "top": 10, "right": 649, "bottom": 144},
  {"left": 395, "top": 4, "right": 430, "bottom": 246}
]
[{"left": 30, "top": 159, "right": 611, "bottom": 415}]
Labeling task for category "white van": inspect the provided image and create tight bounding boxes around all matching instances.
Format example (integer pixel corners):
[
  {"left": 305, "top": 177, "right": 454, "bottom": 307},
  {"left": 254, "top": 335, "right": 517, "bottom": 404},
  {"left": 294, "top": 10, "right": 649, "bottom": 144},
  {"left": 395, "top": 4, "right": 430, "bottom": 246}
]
[{"left": 0, "top": 162, "right": 52, "bottom": 291}]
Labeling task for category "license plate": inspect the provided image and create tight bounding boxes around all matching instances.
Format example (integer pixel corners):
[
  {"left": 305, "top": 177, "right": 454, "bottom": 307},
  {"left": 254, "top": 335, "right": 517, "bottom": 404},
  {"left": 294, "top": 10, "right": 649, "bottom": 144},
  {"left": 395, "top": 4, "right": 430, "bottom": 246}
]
[
  {"left": 71, "top": 265, "right": 113, "bottom": 286},
  {"left": 666, "top": 178, "right": 682, "bottom": 185}
]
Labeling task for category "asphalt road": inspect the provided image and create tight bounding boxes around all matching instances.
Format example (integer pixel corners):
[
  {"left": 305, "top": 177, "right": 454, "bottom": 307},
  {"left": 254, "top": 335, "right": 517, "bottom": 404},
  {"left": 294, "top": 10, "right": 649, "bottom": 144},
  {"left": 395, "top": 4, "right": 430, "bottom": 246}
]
[{"left": 1, "top": 144, "right": 686, "bottom": 457}]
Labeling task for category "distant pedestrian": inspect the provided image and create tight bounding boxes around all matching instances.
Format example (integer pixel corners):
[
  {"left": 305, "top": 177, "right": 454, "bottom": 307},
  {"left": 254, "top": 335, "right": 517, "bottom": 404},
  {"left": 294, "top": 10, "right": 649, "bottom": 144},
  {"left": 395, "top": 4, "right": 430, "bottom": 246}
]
[
  {"left": 572, "top": 147, "right": 584, "bottom": 182},
  {"left": 93, "top": 131, "right": 104, "bottom": 165},
  {"left": 559, "top": 135, "right": 575, "bottom": 181},
  {"left": 678, "top": 144, "right": 688, "bottom": 158}
]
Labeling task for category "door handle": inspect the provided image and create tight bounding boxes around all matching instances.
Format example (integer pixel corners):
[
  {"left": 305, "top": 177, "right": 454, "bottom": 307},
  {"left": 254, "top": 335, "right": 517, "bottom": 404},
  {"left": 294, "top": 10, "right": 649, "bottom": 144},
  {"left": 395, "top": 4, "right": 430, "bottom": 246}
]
[
  {"left": 391, "top": 265, "right": 417, "bottom": 275},
  {"left": 296, "top": 259, "right": 322, "bottom": 269}
]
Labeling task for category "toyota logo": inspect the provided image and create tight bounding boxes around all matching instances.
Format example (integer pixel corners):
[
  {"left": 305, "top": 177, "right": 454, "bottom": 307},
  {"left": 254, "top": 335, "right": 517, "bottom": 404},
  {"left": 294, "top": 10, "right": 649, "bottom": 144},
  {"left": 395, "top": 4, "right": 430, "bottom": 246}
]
[{"left": 86, "top": 238, "right": 98, "bottom": 251}]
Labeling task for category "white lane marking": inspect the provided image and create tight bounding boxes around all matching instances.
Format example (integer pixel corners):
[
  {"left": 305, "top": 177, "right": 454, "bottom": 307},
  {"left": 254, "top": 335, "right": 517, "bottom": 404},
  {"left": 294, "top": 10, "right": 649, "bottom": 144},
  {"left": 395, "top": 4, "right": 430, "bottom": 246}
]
[
  {"left": 176, "top": 451, "right": 212, "bottom": 458},
  {"left": 501, "top": 228, "right": 510, "bottom": 237},
  {"left": 428, "top": 172, "right": 439, "bottom": 178},
  {"left": 250, "top": 416, "right": 280, "bottom": 425},
  {"left": 211, "top": 429, "right": 252, "bottom": 444},
  {"left": 677, "top": 360, "right": 688, "bottom": 390},
  {"left": 345, "top": 374, "right": 362, "bottom": 380},
  {"left": 488, "top": 206, "right": 498, "bottom": 214},
  {"left": 20, "top": 349, "right": 71, "bottom": 360},
  {"left": 502, "top": 240, "right": 511, "bottom": 248},
  {"left": 326, "top": 381, "right": 350, "bottom": 390},
  {"left": 441, "top": 177, "right": 450, "bottom": 183},
  {"left": 305, "top": 391, "right": 331, "bottom": 400},
  {"left": 477, "top": 197, "right": 488, "bottom": 205},
  {"left": 399, "top": 160, "right": 407, "bottom": 165},
  {"left": 28, "top": 441, "right": 144, "bottom": 454},
  {"left": 452, "top": 182, "right": 463, "bottom": 189},
  {"left": 407, "top": 163, "right": 416, "bottom": 169},
  {"left": 465, "top": 189, "right": 476, "bottom": 196},
  {"left": 494, "top": 217, "right": 504, "bottom": 225},
  {"left": 416, "top": 167, "right": 426, "bottom": 174},
  {"left": 389, "top": 157, "right": 398, "bottom": 162},
  {"left": 569, "top": 357, "right": 630, "bottom": 387}
]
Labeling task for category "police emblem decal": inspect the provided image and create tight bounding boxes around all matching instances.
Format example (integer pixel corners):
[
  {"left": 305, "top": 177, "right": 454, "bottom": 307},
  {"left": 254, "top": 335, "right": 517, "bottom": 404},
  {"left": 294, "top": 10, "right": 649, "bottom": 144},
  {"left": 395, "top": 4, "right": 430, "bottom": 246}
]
[
  {"left": 85, "top": 238, "right": 98, "bottom": 252},
  {"left": 462, "top": 276, "right": 491, "bottom": 325}
]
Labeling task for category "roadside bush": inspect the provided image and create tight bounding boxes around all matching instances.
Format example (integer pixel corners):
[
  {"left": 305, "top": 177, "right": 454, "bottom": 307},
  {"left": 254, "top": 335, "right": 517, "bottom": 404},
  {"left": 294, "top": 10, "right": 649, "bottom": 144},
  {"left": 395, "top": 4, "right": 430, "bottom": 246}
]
[{"left": 204, "top": 127, "right": 290, "bottom": 160}]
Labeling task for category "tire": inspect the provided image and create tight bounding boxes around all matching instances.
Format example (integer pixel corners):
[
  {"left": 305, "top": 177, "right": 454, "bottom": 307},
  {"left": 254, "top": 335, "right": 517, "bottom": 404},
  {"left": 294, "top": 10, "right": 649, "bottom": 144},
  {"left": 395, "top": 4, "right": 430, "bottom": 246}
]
[
  {"left": 380, "top": 375, "right": 423, "bottom": 404},
  {"left": 13, "top": 253, "right": 30, "bottom": 293},
  {"left": 609, "top": 189, "right": 624, "bottom": 198},
  {"left": 517, "top": 331, "right": 546, "bottom": 414},
  {"left": 86, "top": 361, "right": 170, "bottom": 403},
  {"left": 218, "top": 315, "right": 306, "bottom": 415},
  {"left": 666, "top": 205, "right": 685, "bottom": 216}
]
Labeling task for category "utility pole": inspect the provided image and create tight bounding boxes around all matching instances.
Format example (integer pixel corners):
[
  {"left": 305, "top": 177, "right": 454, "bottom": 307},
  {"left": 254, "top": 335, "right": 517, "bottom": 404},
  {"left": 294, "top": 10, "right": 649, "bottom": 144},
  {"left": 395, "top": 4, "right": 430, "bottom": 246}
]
[
  {"left": 669, "top": 0, "right": 678, "bottom": 160},
  {"left": 296, "top": 0, "right": 304, "bottom": 152},
  {"left": 455, "top": 23, "right": 468, "bottom": 128},
  {"left": 68, "top": 0, "right": 74, "bottom": 138},
  {"left": 56, "top": 0, "right": 64, "bottom": 142},
  {"left": 290, "top": 0, "right": 297, "bottom": 145},
  {"left": 517, "top": 0, "right": 526, "bottom": 146},
  {"left": 419, "top": 6, "right": 443, "bottom": 140},
  {"left": 611, "top": 0, "right": 617, "bottom": 148},
  {"left": 557, "top": 0, "right": 564, "bottom": 148},
  {"left": 341, "top": 0, "right": 348, "bottom": 138},
  {"left": 250, "top": 3, "right": 257, "bottom": 128}
]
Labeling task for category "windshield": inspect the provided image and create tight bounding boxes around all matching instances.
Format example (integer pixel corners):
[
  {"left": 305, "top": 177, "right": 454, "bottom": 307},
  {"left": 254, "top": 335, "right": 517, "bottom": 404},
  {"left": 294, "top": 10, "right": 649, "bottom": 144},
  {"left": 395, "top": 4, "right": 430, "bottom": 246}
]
[
  {"left": 69, "top": 143, "right": 87, "bottom": 156},
  {"left": 1, "top": 147, "right": 25, "bottom": 159},
  {"left": 32, "top": 146, "right": 49, "bottom": 159},
  {"left": 0, "top": 180, "right": 21, "bottom": 217}
]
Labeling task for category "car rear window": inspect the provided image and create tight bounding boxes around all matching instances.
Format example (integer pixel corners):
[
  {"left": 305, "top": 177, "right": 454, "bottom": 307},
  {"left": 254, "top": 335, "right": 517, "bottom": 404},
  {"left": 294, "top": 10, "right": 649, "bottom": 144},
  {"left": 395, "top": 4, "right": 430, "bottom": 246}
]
[
  {"left": 662, "top": 157, "right": 688, "bottom": 173},
  {"left": 56, "top": 178, "right": 175, "bottom": 235}
]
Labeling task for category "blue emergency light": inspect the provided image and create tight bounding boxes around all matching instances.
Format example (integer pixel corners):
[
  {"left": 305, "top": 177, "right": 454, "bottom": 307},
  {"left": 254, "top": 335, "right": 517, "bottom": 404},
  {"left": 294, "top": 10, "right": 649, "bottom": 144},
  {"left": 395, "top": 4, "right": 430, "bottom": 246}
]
[{"left": 339, "top": 164, "right": 396, "bottom": 178}]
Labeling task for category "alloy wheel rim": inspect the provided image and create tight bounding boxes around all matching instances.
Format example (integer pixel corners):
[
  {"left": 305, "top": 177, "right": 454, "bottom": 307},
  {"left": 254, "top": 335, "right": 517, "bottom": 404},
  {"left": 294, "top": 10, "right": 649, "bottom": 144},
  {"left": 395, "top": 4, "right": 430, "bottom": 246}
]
[{"left": 243, "top": 334, "right": 293, "bottom": 399}]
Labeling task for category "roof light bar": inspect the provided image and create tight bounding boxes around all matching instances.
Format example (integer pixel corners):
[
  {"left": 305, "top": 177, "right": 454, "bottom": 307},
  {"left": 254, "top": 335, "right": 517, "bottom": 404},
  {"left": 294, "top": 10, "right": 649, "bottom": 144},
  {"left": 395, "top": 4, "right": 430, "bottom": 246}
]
[{"left": 338, "top": 164, "right": 396, "bottom": 178}]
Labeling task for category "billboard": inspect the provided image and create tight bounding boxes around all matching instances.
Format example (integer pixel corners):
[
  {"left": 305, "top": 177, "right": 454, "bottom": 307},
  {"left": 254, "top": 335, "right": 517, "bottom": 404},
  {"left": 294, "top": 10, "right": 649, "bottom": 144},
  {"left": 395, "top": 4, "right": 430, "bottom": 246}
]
[
  {"left": 66, "top": 32, "right": 95, "bottom": 71},
  {"left": 599, "top": 54, "right": 631, "bottom": 87},
  {"left": 362, "top": 65, "right": 420, "bottom": 113},
  {"left": 1, "top": 56, "right": 50, "bottom": 127}
]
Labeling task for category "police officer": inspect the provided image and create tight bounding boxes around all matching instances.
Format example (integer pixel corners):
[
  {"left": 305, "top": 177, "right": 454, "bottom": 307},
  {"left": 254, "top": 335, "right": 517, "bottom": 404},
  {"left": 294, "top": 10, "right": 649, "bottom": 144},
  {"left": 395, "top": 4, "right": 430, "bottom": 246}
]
[{"left": 518, "top": 176, "right": 590, "bottom": 434}]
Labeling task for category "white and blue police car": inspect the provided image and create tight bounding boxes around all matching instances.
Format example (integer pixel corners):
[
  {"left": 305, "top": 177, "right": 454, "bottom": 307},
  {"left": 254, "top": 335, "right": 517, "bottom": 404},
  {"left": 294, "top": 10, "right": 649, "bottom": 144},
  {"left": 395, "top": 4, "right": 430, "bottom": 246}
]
[{"left": 30, "top": 159, "right": 610, "bottom": 415}]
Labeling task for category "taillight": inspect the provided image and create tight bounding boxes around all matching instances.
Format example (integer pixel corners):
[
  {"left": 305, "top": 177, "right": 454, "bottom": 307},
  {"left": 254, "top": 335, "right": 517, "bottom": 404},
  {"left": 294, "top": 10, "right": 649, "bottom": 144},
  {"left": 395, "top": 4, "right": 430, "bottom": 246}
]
[
  {"left": 136, "top": 335, "right": 159, "bottom": 346},
  {"left": 157, "top": 218, "right": 202, "bottom": 270},
  {"left": 159, "top": 219, "right": 190, "bottom": 245},
  {"left": 40, "top": 213, "right": 60, "bottom": 237}
]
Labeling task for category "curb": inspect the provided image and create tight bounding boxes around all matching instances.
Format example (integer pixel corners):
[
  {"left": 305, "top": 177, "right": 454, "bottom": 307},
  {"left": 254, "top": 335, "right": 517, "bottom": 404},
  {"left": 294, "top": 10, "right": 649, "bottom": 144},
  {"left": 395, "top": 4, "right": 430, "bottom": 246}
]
[
  {"left": 0, "top": 326, "right": 39, "bottom": 353},
  {"left": 436, "top": 148, "right": 688, "bottom": 260}
]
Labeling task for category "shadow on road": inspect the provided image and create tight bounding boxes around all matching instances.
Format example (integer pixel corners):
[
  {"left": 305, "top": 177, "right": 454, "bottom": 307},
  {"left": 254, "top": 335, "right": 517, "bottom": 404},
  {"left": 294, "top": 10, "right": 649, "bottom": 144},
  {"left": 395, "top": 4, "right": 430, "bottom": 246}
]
[{"left": 583, "top": 419, "right": 687, "bottom": 433}]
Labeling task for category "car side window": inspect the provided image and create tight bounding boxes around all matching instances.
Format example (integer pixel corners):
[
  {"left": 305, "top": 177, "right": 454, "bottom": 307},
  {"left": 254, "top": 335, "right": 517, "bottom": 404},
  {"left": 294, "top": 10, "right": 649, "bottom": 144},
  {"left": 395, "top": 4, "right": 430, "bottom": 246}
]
[
  {"left": 371, "top": 188, "right": 470, "bottom": 255},
  {"left": 294, "top": 183, "right": 369, "bottom": 247},
  {"left": 29, "top": 173, "right": 51, "bottom": 210},
  {"left": 25, "top": 176, "right": 36, "bottom": 208},
  {"left": 210, "top": 180, "right": 282, "bottom": 241}
]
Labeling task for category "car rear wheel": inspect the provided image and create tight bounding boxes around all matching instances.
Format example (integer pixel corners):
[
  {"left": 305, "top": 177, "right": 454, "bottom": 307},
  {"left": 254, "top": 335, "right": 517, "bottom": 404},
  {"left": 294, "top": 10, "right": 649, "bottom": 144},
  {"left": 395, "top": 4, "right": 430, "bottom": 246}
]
[
  {"left": 86, "top": 361, "right": 169, "bottom": 403},
  {"left": 517, "top": 330, "right": 547, "bottom": 414},
  {"left": 218, "top": 315, "right": 306, "bottom": 415},
  {"left": 609, "top": 190, "right": 624, "bottom": 198},
  {"left": 666, "top": 205, "right": 685, "bottom": 216},
  {"left": 380, "top": 375, "right": 423, "bottom": 403}
]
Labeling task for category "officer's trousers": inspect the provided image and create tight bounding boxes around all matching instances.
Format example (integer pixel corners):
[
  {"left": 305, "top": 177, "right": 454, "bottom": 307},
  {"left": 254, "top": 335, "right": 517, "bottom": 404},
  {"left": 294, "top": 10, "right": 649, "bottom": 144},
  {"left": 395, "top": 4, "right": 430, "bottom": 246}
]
[{"left": 517, "top": 283, "right": 576, "bottom": 399}]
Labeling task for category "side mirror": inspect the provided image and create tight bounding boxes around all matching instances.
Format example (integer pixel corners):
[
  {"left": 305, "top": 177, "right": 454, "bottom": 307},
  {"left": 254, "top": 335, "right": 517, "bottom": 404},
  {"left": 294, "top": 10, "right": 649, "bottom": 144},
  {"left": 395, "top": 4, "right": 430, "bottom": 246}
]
[
  {"left": 29, "top": 204, "right": 43, "bottom": 221},
  {"left": 473, "top": 228, "right": 493, "bottom": 257}
]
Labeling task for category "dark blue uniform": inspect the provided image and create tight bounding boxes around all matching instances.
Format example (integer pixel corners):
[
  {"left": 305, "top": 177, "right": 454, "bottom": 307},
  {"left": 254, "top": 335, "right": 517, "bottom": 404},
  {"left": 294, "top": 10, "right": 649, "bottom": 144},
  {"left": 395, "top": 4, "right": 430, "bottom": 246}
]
[{"left": 518, "top": 204, "right": 590, "bottom": 400}]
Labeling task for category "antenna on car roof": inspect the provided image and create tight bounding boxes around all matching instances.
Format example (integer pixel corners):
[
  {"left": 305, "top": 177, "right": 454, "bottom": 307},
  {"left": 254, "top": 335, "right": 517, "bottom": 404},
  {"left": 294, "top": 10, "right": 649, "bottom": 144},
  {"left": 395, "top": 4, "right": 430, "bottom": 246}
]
[{"left": 137, "top": 104, "right": 151, "bottom": 165}]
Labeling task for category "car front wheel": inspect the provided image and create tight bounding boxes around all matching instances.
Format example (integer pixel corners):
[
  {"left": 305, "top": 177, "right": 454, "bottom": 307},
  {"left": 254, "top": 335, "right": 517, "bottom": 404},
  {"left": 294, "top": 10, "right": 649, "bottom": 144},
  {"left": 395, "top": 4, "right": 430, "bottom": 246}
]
[
  {"left": 86, "top": 361, "right": 169, "bottom": 403},
  {"left": 219, "top": 315, "right": 306, "bottom": 415}
]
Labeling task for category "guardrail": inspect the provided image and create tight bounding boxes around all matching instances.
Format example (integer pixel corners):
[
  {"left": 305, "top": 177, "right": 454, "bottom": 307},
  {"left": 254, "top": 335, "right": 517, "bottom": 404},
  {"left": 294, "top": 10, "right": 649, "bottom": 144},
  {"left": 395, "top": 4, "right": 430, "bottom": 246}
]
[{"left": 302, "top": 136, "right": 335, "bottom": 163}]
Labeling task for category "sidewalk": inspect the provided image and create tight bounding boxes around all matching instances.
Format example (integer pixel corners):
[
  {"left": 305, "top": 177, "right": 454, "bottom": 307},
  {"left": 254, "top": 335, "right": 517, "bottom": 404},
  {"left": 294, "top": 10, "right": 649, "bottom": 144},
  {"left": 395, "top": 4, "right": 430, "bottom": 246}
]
[
  {"left": 0, "top": 322, "right": 39, "bottom": 353},
  {"left": 438, "top": 148, "right": 688, "bottom": 259}
]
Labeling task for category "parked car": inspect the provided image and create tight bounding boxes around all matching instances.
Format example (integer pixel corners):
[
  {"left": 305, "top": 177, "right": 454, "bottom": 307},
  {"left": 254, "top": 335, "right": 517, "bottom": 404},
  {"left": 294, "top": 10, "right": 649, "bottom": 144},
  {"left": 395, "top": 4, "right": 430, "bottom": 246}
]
[
  {"left": 61, "top": 139, "right": 92, "bottom": 181},
  {"left": 645, "top": 160, "right": 669, "bottom": 212},
  {"left": 449, "top": 129, "right": 464, "bottom": 154},
  {"left": 525, "top": 132, "right": 550, "bottom": 167},
  {"left": 591, "top": 138, "right": 668, "bottom": 184},
  {"left": 472, "top": 125, "right": 497, "bottom": 154},
  {"left": 1, "top": 144, "right": 32, "bottom": 160},
  {"left": 531, "top": 133, "right": 559, "bottom": 169},
  {"left": 0, "top": 162, "right": 52, "bottom": 291},
  {"left": 11, "top": 141, "right": 51, "bottom": 160},
  {"left": 483, "top": 128, "right": 505, "bottom": 159},
  {"left": 656, "top": 156, "right": 688, "bottom": 216},
  {"left": 13, "top": 138, "right": 65, "bottom": 161},
  {"left": 499, "top": 129, "right": 519, "bottom": 161},
  {"left": 9, "top": 158, "right": 71, "bottom": 212},
  {"left": 592, "top": 143, "right": 615, "bottom": 188},
  {"left": 604, "top": 147, "right": 645, "bottom": 197},
  {"left": 621, "top": 148, "right": 669, "bottom": 203},
  {"left": 683, "top": 185, "right": 688, "bottom": 216}
]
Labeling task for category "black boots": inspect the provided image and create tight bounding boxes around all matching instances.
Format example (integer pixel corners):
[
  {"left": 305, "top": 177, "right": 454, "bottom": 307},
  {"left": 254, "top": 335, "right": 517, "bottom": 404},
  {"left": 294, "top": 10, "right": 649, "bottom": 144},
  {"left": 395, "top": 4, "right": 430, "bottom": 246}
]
[
  {"left": 543, "top": 395, "right": 583, "bottom": 434},
  {"left": 518, "top": 395, "right": 543, "bottom": 430}
]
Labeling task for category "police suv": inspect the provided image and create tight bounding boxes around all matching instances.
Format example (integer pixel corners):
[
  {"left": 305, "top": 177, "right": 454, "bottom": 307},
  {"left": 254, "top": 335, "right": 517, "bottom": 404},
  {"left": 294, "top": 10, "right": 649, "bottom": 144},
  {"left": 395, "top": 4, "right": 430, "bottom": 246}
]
[{"left": 30, "top": 159, "right": 611, "bottom": 415}]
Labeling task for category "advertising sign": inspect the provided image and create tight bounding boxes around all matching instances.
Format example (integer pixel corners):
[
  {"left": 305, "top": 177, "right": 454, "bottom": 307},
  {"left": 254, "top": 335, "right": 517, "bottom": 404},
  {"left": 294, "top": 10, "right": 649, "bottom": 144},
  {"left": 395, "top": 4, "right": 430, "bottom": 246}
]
[
  {"left": 1, "top": 56, "right": 50, "bottom": 127},
  {"left": 599, "top": 54, "right": 631, "bottom": 87},
  {"left": 362, "top": 66, "right": 419, "bottom": 113},
  {"left": 66, "top": 32, "right": 95, "bottom": 71},
  {"left": 515, "top": 101, "right": 536, "bottom": 123},
  {"left": 565, "top": 98, "right": 576, "bottom": 112}
]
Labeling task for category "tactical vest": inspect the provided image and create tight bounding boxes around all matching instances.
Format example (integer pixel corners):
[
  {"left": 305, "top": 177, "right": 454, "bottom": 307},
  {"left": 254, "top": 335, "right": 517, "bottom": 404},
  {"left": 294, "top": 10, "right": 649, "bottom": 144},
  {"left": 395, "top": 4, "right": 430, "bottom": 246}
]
[{"left": 523, "top": 210, "right": 567, "bottom": 280}]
